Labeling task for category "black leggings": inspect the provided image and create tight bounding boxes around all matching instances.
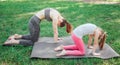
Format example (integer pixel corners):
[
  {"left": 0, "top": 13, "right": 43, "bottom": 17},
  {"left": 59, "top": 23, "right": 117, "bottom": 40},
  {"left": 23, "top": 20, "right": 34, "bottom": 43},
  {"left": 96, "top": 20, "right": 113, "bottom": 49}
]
[{"left": 19, "top": 15, "right": 40, "bottom": 46}]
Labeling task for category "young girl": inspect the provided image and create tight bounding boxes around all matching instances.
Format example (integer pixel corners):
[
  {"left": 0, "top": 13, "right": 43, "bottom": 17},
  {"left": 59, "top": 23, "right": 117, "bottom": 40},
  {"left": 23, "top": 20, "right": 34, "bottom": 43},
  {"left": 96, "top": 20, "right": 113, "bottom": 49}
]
[
  {"left": 54, "top": 23, "right": 106, "bottom": 56},
  {"left": 4, "top": 8, "right": 72, "bottom": 46}
]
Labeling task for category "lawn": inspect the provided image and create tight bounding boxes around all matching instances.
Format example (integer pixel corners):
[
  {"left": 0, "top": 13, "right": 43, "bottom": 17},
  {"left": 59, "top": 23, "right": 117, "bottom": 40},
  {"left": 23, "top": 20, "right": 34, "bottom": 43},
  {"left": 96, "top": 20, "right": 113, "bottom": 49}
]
[{"left": 0, "top": 0, "right": 120, "bottom": 65}]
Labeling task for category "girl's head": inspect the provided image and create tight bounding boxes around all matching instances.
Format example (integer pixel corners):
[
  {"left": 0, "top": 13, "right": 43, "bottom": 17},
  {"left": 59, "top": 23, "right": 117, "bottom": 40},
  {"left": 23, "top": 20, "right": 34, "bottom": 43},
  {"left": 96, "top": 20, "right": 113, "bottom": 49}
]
[
  {"left": 98, "top": 28, "right": 107, "bottom": 50},
  {"left": 58, "top": 19, "right": 73, "bottom": 34}
]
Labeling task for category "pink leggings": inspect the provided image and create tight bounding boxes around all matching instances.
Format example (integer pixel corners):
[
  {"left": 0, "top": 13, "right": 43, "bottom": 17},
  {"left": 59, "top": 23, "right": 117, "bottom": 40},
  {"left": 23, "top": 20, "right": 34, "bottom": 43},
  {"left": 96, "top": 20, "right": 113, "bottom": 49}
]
[{"left": 63, "top": 33, "right": 85, "bottom": 56}]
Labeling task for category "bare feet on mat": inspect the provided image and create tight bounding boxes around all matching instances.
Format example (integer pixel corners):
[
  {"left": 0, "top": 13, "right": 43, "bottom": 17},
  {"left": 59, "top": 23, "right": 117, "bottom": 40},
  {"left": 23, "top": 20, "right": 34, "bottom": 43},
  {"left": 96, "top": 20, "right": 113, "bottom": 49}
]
[
  {"left": 8, "top": 35, "right": 15, "bottom": 40},
  {"left": 54, "top": 45, "right": 63, "bottom": 51},
  {"left": 3, "top": 39, "right": 19, "bottom": 46},
  {"left": 56, "top": 50, "right": 66, "bottom": 57},
  {"left": 8, "top": 34, "right": 21, "bottom": 40}
]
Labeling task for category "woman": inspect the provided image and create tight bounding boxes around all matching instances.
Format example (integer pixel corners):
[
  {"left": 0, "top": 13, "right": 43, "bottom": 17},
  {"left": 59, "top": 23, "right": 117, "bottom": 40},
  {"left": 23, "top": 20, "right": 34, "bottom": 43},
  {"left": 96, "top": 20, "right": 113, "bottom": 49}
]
[
  {"left": 54, "top": 23, "right": 106, "bottom": 56},
  {"left": 4, "top": 8, "right": 72, "bottom": 46}
]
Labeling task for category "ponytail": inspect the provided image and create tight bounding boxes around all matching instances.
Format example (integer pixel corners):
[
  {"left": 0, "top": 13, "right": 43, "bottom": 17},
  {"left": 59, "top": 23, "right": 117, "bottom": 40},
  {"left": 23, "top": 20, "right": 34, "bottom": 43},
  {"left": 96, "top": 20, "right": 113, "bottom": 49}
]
[
  {"left": 61, "top": 19, "right": 73, "bottom": 33},
  {"left": 60, "top": 19, "right": 73, "bottom": 33},
  {"left": 66, "top": 22, "right": 73, "bottom": 33}
]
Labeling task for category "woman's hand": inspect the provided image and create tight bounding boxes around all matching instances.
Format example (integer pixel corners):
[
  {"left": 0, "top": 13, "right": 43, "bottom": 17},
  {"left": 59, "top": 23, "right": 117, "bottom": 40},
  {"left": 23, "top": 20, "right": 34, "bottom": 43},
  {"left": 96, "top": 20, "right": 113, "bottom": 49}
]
[
  {"left": 54, "top": 38, "right": 63, "bottom": 43},
  {"left": 58, "top": 38, "right": 62, "bottom": 40}
]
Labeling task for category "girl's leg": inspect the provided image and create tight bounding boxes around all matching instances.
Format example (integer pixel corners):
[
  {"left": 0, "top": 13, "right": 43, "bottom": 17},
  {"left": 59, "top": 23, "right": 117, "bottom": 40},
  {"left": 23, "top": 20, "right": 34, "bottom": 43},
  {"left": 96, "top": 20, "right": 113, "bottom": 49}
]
[
  {"left": 63, "top": 45, "right": 78, "bottom": 50},
  {"left": 54, "top": 44, "right": 78, "bottom": 51},
  {"left": 65, "top": 33, "right": 85, "bottom": 56},
  {"left": 66, "top": 50, "right": 84, "bottom": 56}
]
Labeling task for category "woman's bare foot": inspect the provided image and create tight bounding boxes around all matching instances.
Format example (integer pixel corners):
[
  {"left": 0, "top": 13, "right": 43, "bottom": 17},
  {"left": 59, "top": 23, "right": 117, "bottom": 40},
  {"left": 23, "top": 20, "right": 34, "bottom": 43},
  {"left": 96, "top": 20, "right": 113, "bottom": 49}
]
[
  {"left": 56, "top": 50, "right": 66, "bottom": 57},
  {"left": 8, "top": 34, "right": 21, "bottom": 40},
  {"left": 54, "top": 45, "right": 63, "bottom": 51},
  {"left": 4, "top": 39, "right": 19, "bottom": 45},
  {"left": 8, "top": 35, "right": 15, "bottom": 40}
]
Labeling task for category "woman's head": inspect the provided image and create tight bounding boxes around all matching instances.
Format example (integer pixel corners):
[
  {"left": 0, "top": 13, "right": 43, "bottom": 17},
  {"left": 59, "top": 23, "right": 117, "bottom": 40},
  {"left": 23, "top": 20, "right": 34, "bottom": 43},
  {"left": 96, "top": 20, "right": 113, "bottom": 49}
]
[
  {"left": 98, "top": 28, "right": 107, "bottom": 50},
  {"left": 59, "top": 19, "right": 66, "bottom": 27},
  {"left": 58, "top": 19, "right": 73, "bottom": 34}
]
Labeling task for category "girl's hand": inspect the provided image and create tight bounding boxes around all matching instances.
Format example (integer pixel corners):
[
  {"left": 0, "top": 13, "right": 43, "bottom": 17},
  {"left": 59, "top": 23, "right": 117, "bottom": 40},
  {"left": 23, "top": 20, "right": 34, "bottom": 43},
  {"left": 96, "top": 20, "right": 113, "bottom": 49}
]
[
  {"left": 88, "top": 46, "right": 93, "bottom": 49},
  {"left": 92, "top": 52, "right": 101, "bottom": 56}
]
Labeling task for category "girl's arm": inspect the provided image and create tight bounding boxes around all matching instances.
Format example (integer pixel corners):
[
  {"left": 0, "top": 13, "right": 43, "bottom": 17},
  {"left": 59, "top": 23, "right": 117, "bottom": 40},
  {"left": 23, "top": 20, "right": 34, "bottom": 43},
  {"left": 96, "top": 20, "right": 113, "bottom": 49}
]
[
  {"left": 92, "top": 29, "right": 100, "bottom": 55},
  {"left": 88, "top": 34, "right": 93, "bottom": 49},
  {"left": 52, "top": 17, "right": 58, "bottom": 43}
]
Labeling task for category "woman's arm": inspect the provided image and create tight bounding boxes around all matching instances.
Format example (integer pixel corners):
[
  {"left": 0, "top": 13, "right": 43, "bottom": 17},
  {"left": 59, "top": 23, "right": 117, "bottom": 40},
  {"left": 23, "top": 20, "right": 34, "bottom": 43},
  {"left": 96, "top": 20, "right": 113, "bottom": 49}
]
[{"left": 52, "top": 17, "right": 59, "bottom": 43}]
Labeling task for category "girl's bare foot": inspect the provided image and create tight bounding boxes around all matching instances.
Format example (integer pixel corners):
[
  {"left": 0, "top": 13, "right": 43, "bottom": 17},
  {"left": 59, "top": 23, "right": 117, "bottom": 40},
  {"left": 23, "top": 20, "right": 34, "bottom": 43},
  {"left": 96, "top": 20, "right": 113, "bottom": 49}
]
[
  {"left": 54, "top": 45, "right": 63, "bottom": 51},
  {"left": 56, "top": 50, "right": 66, "bottom": 57}
]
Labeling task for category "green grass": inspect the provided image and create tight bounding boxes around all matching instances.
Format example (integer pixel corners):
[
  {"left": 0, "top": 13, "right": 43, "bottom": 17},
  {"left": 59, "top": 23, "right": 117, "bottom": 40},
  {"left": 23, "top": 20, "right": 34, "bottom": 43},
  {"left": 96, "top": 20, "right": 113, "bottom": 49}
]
[
  {"left": 105, "top": 0, "right": 120, "bottom": 2},
  {"left": 0, "top": 0, "right": 120, "bottom": 65}
]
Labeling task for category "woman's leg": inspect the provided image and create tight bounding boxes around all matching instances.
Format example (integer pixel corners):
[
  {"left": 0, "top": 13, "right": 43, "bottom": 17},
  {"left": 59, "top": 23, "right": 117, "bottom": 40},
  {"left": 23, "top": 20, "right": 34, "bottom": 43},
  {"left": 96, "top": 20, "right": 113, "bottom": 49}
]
[
  {"left": 28, "top": 16, "right": 40, "bottom": 42},
  {"left": 4, "top": 38, "right": 34, "bottom": 46},
  {"left": 21, "top": 35, "right": 31, "bottom": 40},
  {"left": 4, "top": 16, "right": 40, "bottom": 46},
  {"left": 19, "top": 39, "right": 34, "bottom": 46},
  {"left": 19, "top": 15, "right": 40, "bottom": 46}
]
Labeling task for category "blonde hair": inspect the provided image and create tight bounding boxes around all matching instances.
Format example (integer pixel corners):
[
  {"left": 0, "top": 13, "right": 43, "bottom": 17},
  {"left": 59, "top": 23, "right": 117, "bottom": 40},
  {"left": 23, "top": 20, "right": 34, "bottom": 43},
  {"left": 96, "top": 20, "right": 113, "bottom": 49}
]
[{"left": 98, "top": 27, "right": 107, "bottom": 50}]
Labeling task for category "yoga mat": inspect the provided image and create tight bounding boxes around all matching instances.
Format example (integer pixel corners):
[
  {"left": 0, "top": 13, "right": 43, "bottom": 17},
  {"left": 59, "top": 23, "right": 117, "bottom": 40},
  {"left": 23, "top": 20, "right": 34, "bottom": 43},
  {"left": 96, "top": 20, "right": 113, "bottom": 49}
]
[{"left": 31, "top": 36, "right": 120, "bottom": 59}]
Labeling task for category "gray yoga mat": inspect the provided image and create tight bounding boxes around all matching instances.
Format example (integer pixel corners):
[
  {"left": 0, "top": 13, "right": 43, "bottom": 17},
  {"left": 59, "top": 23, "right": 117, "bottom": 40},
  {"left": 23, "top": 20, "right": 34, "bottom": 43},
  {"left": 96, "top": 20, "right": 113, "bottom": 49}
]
[{"left": 31, "top": 36, "right": 120, "bottom": 59}]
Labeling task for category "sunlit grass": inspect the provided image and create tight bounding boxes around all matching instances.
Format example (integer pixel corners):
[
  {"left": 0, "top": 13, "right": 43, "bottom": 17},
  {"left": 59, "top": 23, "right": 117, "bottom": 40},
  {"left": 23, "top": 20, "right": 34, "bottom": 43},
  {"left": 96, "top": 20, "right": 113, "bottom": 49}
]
[
  {"left": 0, "top": 0, "right": 120, "bottom": 65},
  {"left": 105, "top": 0, "right": 120, "bottom": 2}
]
